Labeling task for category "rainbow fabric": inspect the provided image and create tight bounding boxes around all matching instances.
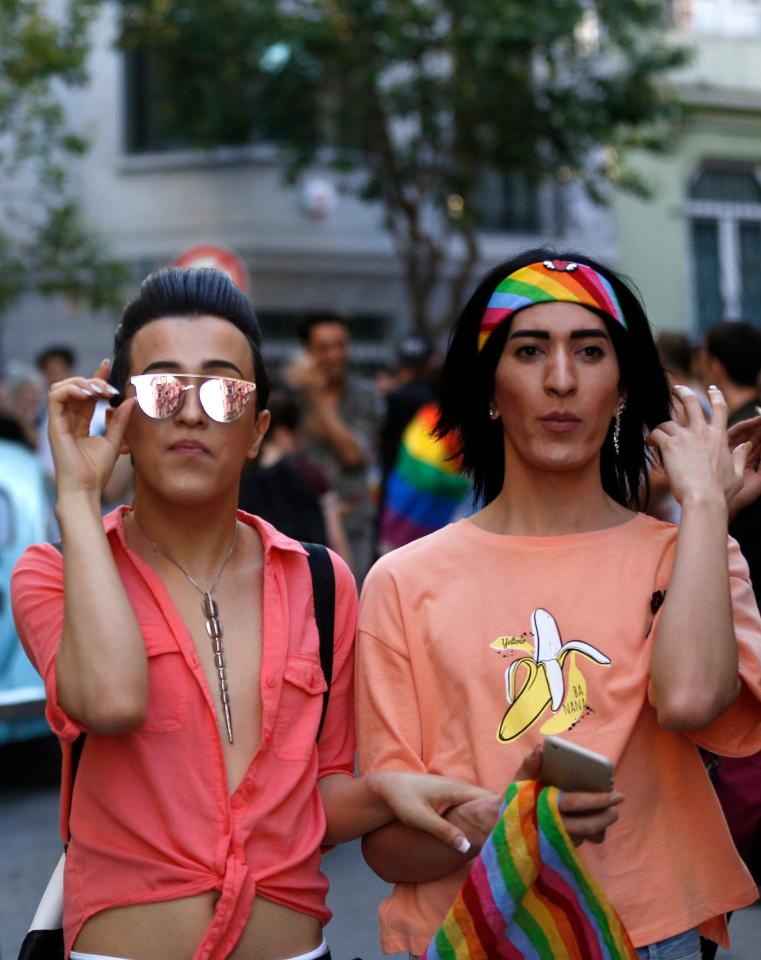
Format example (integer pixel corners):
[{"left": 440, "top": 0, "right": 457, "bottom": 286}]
[
  {"left": 478, "top": 261, "right": 627, "bottom": 351},
  {"left": 422, "top": 781, "right": 638, "bottom": 960},
  {"left": 379, "top": 403, "right": 471, "bottom": 549}
]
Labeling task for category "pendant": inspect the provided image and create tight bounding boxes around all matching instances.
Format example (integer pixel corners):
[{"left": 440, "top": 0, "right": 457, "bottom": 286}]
[{"left": 202, "top": 592, "right": 234, "bottom": 744}]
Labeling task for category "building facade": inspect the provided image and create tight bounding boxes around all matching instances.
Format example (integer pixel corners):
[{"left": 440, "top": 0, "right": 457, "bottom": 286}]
[
  {"left": 613, "top": 0, "right": 761, "bottom": 337},
  {"left": 1, "top": 4, "right": 616, "bottom": 374}
]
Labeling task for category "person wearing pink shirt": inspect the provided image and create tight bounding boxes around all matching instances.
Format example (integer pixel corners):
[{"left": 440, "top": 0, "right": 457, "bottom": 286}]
[
  {"left": 356, "top": 250, "right": 761, "bottom": 959},
  {"left": 11, "top": 267, "right": 489, "bottom": 960}
]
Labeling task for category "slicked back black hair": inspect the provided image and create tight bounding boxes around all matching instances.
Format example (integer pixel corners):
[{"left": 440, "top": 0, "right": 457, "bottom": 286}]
[
  {"left": 436, "top": 247, "right": 672, "bottom": 509},
  {"left": 110, "top": 267, "right": 269, "bottom": 409}
]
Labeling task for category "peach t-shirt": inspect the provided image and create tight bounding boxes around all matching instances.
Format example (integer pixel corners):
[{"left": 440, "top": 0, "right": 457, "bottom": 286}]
[
  {"left": 12, "top": 508, "right": 357, "bottom": 960},
  {"left": 356, "top": 514, "right": 761, "bottom": 954}
]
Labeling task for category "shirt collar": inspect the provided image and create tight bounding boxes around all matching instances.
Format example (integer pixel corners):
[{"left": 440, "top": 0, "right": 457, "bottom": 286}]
[{"left": 106, "top": 505, "right": 308, "bottom": 558}]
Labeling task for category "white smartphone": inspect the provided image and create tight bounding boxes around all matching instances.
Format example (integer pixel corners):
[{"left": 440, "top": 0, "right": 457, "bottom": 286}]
[{"left": 540, "top": 736, "right": 614, "bottom": 792}]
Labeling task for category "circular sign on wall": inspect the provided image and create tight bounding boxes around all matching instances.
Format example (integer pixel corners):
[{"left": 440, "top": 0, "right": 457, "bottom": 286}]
[{"left": 173, "top": 244, "right": 250, "bottom": 293}]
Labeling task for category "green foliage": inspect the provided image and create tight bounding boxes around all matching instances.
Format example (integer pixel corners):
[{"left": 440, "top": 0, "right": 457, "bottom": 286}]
[
  {"left": 0, "top": 0, "right": 127, "bottom": 315},
  {"left": 116, "top": 0, "right": 689, "bottom": 331}
]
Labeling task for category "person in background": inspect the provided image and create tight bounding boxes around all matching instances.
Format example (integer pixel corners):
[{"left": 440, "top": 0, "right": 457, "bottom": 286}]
[
  {"left": 239, "top": 388, "right": 352, "bottom": 563},
  {"left": 37, "top": 345, "right": 77, "bottom": 388},
  {"left": 5, "top": 361, "right": 44, "bottom": 451},
  {"left": 656, "top": 333, "right": 696, "bottom": 390},
  {"left": 700, "top": 321, "right": 761, "bottom": 595},
  {"left": 0, "top": 371, "right": 30, "bottom": 445},
  {"left": 378, "top": 335, "right": 435, "bottom": 498},
  {"left": 36, "top": 346, "right": 77, "bottom": 480},
  {"left": 377, "top": 402, "right": 471, "bottom": 553},
  {"left": 286, "top": 314, "right": 382, "bottom": 584},
  {"left": 647, "top": 332, "right": 704, "bottom": 523},
  {"left": 701, "top": 321, "right": 761, "bottom": 432},
  {"left": 371, "top": 362, "right": 398, "bottom": 398},
  {"left": 697, "top": 319, "right": 761, "bottom": 960}
]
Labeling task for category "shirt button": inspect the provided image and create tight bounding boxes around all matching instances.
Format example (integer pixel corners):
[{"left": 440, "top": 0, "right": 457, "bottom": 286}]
[{"left": 266, "top": 677, "right": 276, "bottom": 689}]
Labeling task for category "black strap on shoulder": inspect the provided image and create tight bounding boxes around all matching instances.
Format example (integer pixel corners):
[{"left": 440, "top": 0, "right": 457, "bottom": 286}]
[
  {"left": 301, "top": 542, "right": 335, "bottom": 741},
  {"left": 65, "top": 734, "right": 86, "bottom": 845}
]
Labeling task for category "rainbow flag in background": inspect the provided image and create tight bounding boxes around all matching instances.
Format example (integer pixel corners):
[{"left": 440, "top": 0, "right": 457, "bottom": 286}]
[
  {"left": 422, "top": 781, "right": 637, "bottom": 960},
  {"left": 379, "top": 403, "right": 471, "bottom": 550}
]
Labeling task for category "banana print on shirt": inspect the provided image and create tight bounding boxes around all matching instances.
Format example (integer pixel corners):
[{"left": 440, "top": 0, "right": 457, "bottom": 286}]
[{"left": 491, "top": 608, "right": 610, "bottom": 742}]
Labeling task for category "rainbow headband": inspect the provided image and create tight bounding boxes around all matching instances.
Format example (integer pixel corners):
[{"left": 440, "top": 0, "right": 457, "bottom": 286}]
[{"left": 478, "top": 259, "right": 627, "bottom": 351}]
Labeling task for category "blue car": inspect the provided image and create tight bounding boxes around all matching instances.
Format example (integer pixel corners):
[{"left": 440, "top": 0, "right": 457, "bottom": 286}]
[{"left": 0, "top": 439, "right": 56, "bottom": 742}]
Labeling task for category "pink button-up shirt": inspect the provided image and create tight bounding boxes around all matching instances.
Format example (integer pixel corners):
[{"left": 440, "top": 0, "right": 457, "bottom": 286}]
[{"left": 12, "top": 508, "right": 357, "bottom": 960}]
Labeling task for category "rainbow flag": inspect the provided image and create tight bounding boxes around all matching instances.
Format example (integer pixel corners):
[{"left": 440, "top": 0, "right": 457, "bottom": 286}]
[
  {"left": 422, "top": 781, "right": 637, "bottom": 960},
  {"left": 379, "top": 403, "right": 471, "bottom": 550}
]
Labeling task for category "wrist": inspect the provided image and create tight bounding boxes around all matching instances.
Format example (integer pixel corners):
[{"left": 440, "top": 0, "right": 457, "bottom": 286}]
[
  {"left": 363, "top": 771, "right": 398, "bottom": 825},
  {"left": 679, "top": 491, "right": 729, "bottom": 514},
  {"left": 55, "top": 490, "right": 104, "bottom": 524},
  {"left": 364, "top": 770, "right": 388, "bottom": 802}
]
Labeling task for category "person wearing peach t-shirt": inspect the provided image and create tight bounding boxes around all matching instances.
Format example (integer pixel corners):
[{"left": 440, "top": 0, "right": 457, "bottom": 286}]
[
  {"left": 356, "top": 250, "right": 761, "bottom": 959},
  {"left": 11, "top": 267, "right": 488, "bottom": 960}
]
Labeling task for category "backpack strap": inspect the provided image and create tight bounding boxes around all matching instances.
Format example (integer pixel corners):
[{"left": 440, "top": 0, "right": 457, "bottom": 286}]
[
  {"left": 65, "top": 734, "right": 86, "bottom": 846},
  {"left": 301, "top": 542, "right": 335, "bottom": 741}
]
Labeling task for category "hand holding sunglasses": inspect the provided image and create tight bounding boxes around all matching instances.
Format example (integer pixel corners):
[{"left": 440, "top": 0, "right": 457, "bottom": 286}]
[
  {"left": 118, "top": 373, "right": 257, "bottom": 423},
  {"left": 48, "top": 359, "right": 137, "bottom": 499}
]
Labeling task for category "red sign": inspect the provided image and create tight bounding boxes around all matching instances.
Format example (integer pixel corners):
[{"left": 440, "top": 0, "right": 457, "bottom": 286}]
[{"left": 173, "top": 244, "right": 249, "bottom": 293}]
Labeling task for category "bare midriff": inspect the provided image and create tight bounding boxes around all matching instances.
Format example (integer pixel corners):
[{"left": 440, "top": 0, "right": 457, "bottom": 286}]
[{"left": 72, "top": 892, "right": 324, "bottom": 960}]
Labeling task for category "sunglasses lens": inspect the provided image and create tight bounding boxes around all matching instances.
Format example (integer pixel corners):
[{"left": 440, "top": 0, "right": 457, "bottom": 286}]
[
  {"left": 134, "top": 375, "right": 185, "bottom": 419},
  {"left": 199, "top": 378, "right": 256, "bottom": 422}
]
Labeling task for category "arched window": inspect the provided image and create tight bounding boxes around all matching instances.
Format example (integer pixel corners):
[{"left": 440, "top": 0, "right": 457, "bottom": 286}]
[{"left": 687, "top": 164, "right": 761, "bottom": 332}]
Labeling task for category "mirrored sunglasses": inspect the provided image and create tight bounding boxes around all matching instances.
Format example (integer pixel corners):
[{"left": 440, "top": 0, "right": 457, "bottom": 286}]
[{"left": 129, "top": 373, "right": 257, "bottom": 423}]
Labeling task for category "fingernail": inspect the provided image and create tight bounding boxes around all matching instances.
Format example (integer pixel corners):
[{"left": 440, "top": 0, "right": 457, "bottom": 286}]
[
  {"left": 610, "top": 792, "right": 625, "bottom": 803},
  {"left": 106, "top": 384, "right": 119, "bottom": 395},
  {"left": 454, "top": 836, "right": 471, "bottom": 854},
  {"left": 81, "top": 388, "right": 94, "bottom": 396},
  {"left": 754, "top": 406, "right": 761, "bottom": 416},
  {"left": 101, "top": 358, "right": 110, "bottom": 367},
  {"left": 708, "top": 384, "right": 719, "bottom": 391}
]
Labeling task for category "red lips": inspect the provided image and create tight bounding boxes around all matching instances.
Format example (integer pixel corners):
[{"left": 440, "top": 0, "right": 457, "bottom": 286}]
[
  {"left": 540, "top": 411, "right": 581, "bottom": 423},
  {"left": 168, "top": 439, "right": 211, "bottom": 455},
  {"left": 539, "top": 411, "right": 581, "bottom": 433}
]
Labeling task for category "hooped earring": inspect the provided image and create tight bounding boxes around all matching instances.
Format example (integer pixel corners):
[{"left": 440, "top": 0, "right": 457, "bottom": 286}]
[
  {"left": 613, "top": 402, "right": 625, "bottom": 456},
  {"left": 488, "top": 403, "right": 499, "bottom": 421}
]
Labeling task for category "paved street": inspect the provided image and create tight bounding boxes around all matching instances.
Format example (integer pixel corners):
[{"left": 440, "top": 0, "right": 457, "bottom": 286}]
[{"left": 1, "top": 737, "right": 759, "bottom": 960}]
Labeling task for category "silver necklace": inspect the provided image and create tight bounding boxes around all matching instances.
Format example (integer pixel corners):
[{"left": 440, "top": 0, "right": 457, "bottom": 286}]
[{"left": 131, "top": 512, "right": 238, "bottom": 744}]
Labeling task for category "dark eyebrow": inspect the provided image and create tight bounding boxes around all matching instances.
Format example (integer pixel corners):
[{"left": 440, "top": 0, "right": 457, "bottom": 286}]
[
  {"left": 569, "top": 329, "right": 610, "bottom": 341},
  {"left": 140, "top": 359, "right": 245, "bottom": 377}
]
